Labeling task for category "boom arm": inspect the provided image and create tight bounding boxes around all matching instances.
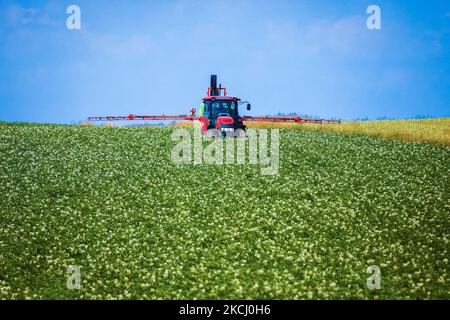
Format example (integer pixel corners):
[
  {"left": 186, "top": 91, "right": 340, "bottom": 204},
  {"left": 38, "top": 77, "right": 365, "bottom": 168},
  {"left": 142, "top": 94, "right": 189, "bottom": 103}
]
[
  {"left": 242, "top": 116, "right": 340, "bottom": 124},
  {"left": 88, "top": 108, "right": 198, "bottom": 122},
  {"left": 87, "top": 114, "right": 198, "bottom": 122},
  {"left": 87, "top": 114, "right": 340, "bottom": 124}
]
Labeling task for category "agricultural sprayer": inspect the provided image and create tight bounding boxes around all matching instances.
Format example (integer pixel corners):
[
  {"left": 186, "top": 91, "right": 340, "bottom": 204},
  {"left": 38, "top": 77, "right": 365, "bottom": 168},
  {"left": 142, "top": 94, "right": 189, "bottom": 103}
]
[{"left": 88, "top": 75, "right": 340, "bottom": 134}]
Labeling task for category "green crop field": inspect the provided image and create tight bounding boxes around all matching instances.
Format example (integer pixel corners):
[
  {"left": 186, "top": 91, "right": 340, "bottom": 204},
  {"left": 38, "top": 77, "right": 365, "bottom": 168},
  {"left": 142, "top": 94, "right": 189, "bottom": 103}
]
[{"left": 0, "top": 122, "right": 449, "bottom": 299}]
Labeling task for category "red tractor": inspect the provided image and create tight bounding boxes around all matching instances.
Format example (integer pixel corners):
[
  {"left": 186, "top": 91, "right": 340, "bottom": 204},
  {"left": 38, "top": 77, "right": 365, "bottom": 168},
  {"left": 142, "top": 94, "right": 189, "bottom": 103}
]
[
  {"left": 88, "top": 75, "right": 340, "bottom": 133},
  {"left": 198, "top": 74, "right": 248, "bottom": 136}
]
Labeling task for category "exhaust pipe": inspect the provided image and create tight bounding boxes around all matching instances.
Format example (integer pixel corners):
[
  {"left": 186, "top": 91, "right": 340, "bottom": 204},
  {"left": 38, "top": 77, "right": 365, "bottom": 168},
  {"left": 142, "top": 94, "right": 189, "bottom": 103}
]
[{"left": 210, "top": 74, "right": 218, "bottom": 96}]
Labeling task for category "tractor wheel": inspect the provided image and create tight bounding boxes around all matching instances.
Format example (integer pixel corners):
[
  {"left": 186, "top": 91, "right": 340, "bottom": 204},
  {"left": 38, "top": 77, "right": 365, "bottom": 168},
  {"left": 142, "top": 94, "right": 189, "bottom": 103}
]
[
  {"left": 204, "top": 129, "right": 221, "bottom": 139},
  {"left": 235, "top": 129, "right": 248, "bottom": 139}
]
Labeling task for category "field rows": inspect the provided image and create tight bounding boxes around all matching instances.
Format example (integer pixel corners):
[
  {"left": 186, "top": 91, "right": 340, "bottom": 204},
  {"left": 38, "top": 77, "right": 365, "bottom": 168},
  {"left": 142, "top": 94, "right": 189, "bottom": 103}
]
[{"left": 0, "top": 123, "right": 449, "bottom": 299}]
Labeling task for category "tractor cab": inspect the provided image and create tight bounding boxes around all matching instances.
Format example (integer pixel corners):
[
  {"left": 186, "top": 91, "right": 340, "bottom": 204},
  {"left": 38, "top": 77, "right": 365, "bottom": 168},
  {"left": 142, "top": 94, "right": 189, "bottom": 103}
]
[{"left": 199, "top": 75, "right": 251, "bottom": 135}]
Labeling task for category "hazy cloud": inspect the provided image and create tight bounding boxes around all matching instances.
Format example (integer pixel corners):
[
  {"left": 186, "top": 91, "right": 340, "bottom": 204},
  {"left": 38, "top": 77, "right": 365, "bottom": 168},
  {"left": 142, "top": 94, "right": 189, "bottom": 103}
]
[
  {"left": 3, "top": 4, "right": 54, "bottom": 27},
  {"left": 88, "top": 34, "right": 158, "bottom": 59},
  {"left": 261, "top": 15, "right": 386, "bottom": 60},
  {"left": 300, "top": 15, "right": 385, "bottom": 57}
]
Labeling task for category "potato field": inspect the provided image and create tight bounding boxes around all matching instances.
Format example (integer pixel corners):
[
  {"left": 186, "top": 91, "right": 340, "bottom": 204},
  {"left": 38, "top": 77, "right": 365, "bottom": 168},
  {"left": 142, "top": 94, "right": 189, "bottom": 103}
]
[{"left": 0, "top": 122, "right": 448, "bottom": 299}]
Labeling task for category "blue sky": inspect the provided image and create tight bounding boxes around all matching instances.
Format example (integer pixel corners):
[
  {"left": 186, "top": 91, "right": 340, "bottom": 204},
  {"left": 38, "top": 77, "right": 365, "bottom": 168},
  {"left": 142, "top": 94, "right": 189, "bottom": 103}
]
[{"left": 0, "top": 0, "right": 449, "bottom": 123}]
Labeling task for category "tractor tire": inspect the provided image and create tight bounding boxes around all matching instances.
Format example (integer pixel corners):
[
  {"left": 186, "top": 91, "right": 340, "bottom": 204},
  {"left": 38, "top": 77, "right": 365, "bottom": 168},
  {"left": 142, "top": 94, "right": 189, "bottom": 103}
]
[
  {"left": 204, "top": 129, "right": 221, "bottom": 139},
  {"left": 235, "top": 129, "right": 248, "bottom": 139}
]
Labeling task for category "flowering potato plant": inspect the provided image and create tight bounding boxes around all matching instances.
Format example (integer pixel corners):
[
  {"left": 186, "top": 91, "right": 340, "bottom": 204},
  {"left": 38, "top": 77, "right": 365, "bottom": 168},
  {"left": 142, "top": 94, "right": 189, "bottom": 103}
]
[{"left": 0, "top": 122, "right": 448, "bottom": 299}]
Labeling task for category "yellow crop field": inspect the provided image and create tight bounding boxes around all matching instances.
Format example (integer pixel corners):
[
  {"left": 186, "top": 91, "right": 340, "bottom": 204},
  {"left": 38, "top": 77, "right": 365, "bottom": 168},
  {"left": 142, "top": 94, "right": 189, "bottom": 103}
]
[{"left": 245, "top": 118, "right": 450, "bottom": 147}]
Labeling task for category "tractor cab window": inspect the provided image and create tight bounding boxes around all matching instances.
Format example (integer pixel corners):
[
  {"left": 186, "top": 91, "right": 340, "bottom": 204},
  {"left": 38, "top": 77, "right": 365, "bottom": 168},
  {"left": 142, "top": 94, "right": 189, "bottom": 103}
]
[{"left": 210, "top": 100, "right": 237, "bottom": 118}]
